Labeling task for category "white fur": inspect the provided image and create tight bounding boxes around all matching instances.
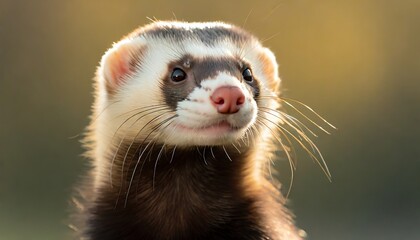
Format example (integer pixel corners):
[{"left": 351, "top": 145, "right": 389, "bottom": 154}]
[
  {"left": 161, "top": 72, "right": 257, "bottom": 146},
  {"left": 92, "top": 22, "right": 281, "bottom": 189}
]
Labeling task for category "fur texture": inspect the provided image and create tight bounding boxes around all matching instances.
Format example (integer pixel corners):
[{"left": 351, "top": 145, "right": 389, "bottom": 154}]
[{"left": 73, "top": 21, "right": 308, "bottom": 240}]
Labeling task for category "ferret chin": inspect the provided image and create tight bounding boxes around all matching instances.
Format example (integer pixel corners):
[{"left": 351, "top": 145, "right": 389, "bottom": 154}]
[{"left": 71, "top": 21, "right": 323, "bottom": 240}]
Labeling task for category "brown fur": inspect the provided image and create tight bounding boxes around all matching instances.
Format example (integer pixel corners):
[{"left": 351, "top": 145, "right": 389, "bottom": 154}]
[{"left": 73, "top": 21, "right": 307, "bottom": 240}]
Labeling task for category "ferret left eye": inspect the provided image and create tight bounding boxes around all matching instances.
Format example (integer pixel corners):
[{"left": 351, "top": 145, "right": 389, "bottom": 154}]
[
  {"left": 171, "top": 68, "right": 187, "bottom": 82},
  {"left": 242, "top": 68, "right": 253, "bottom": 82}
]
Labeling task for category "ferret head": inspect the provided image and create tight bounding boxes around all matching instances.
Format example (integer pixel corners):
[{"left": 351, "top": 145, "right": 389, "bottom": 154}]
[{"left": 94, "top": 21, "right": 281, "bottom": 147}]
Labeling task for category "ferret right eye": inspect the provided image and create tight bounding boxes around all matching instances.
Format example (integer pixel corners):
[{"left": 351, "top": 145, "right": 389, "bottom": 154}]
[
  {"left": 242, "top": 68, "right": 253, "bottom": 82},
  {"left": 171, "top": 68, "right": 187, "bottom": 82}
]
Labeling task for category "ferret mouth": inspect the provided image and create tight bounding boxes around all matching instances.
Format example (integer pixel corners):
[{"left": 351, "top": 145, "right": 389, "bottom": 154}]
[{"left": 174, "top": 121, "right": 241, "bottom": 135}]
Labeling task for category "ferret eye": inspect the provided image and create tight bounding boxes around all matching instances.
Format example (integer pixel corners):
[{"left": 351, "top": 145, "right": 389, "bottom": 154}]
[
  {"left": 242, "top": 68, "right": 253, "bottom": 82},
  {"left": 171, "top": 68, "right": 187, "bottom": 82}
]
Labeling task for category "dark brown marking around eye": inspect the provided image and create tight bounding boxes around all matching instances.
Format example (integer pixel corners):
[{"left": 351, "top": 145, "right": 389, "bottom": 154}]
[{"left": 161, "top": 55, "right": 261, "bottom": 111}]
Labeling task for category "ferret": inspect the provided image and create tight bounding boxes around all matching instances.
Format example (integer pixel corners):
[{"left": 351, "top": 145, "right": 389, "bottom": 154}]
[{"left": 71, "top": 21, "right": 328, "bottom": 240}]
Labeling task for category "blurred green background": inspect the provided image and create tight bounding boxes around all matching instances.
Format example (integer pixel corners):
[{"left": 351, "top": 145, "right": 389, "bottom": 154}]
[{"left": 1, "top": 0, "right": 419, "bottom": 239}]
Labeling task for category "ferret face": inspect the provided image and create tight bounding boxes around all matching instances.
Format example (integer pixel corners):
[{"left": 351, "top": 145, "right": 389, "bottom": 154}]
[
  {"left": 96, "top": 21, "right": 281, "bottom": 147},
  {"left": 161, "top": 54, "right": 259, "bottom": 145}
]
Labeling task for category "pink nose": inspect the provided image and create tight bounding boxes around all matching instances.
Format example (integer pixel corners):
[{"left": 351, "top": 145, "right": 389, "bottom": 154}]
[{"left": 210, "top": 86, "right": 245, "bottom": 114}]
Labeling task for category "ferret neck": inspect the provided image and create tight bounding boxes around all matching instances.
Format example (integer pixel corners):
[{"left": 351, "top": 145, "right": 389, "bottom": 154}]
[
  {"left": 90, "top": 144, "right": 262, "bottom": 239},
  {"left": 107, "top": 144, "right": 253, "bottom": 201}
]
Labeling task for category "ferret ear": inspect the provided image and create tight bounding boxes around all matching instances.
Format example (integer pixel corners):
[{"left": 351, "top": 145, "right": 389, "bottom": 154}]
[
  {"left": 99, "top": 38, "right": 146, "bottom": 94},
  {"left": 258, "top": 47, "right": 281, "bottom": 92}
]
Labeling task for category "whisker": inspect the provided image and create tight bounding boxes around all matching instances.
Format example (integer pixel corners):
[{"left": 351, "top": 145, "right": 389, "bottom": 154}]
[
  {"left": 257, "top": 107, "right": 299, "bottom": 165},
  {"left": 91, "top": 100, "right": 121, "bottom": 123},
  {"left": 69, "top": 100, "right": 121, "bottom": 139},
  {"left": 115, "top": 104, "right": 169, "bottom": 119},
  {"left": 146, "top": 16, "right": 158, "bottom": 24},
  {"left": 276, "top": 124, "right": 298, "bottom": 168},
  {"left": 110, "top": 137, "right": 125, "bottom": 188},
  {"left": 255, "top": 119, "right": 294, "bottom": 198},
  {"left": 260, "top": 31, "right": 281, "bottom": 44},
  {"left": 281, "top": 117, "right": 317, "bottom": 153},
  {"left": 236, "top": 139, "right": 242, "bottom": 148},
  {"left": 259, "top": 94, "right": 334, "bottom": 134},
  {"left": 232, "top": 143, "right": 241, "bottom": 154},
  {"left": 267, "top": 155, "right": 275, "bottom": 183},
  {"left": 210, "top": 147, "right": 216, "bottom": 159},
  {"left": 241, "top": 130, "right": 250, "bottom": 147},
  {"left": 248, "top": 125, "right": 257, "bottom": 144},
  {"left": 282, "top": 100, "right": 331, "bottom": 135},
  {"left": 282, "top": 112, "right": 318, "bottom": 137},
  {"left": 111, "top": 105, "right": 170, "bottom": 143},
  {"left": 281, "top": 97, "right": 336, "bottom": 130},
  {"left": 123, "top": 116, "right": 176, "bottom": 207},
  {"left": 259, "top": 115, "right": 331, "bottom": 181},
  {"left": 202, "top": 147, "right": 208, "bottom": 165},
  {"left": 153, "top": 144, "right": 166, "bottom": 190},
  {"left": 242, "top": 8, "right": 254, "bottom": 29},
  {"left": 110, "top": 110, "right": 172, "bottom": 191},
  {"left": 263, "top": 2, "right": 285, "bottom": 22},
  {"left": 170, "top": 145, "right": 177, "bottom": 164},
  {"left": 258, "top": 117, "right": 297, "bottom": 198},
  {"left": 114, "top": 113, "right": 176, "bottom": 206},
  {"left": 117, "top": 110, "right": 174, "bottom": 191},
  {"left": 222, "top": 146, "right": 232, "bottom": 162},
  {"left": 259, "top": 107, "right": 318, "bottom": 137},
  {"left": 256, "top": 119, "right": 295, "bottom": 170},
  {"left": 109, "top": 108, "right": 158, "bottom": 188},
  {"left": 171, "top": 12, "right": 177, "bottom": 21},
  {"left": 123, "top": 139, "right": 154, "bottom": 207}
]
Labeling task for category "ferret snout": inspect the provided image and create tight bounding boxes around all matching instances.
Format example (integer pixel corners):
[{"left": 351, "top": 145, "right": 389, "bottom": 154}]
[{"left": 210, "top": 86, "right": 245, "bottom": 114}]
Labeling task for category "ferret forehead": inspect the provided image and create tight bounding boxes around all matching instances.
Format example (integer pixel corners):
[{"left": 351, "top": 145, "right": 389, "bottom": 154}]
[
  {"left": 131, "top": 21, "right": 255, "bottom": 46},
  {"left": 168, "top": 54, "right": 243, "bottom": 79}
]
